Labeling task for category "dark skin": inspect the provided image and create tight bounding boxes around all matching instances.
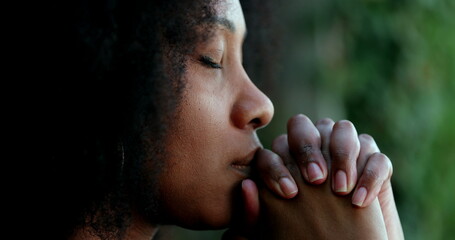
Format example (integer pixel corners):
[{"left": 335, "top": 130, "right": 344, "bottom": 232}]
[
  {"left": 69, "top": 1, "right": 403, "bottom": 239},
  {"left": 256, "top": 135, "right": 388, "bottom": 240},
  {"left": 257, "top": 154, "right": 388, "bottom": 239},
  {"left": 225, "top": 115, "right": 403, "bottom": 240},
  {"left": 152, "top": 0, "right": 403, "bottom": 237}
]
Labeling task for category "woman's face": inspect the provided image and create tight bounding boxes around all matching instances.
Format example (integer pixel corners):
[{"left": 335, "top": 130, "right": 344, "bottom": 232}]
[{"left": 157, "top": 0, "right": 274, "bottom": 228}]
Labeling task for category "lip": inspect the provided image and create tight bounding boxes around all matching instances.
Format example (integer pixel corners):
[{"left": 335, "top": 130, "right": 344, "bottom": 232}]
[{"left": 230, "top": 148, "right": 259, "bottom": 177}]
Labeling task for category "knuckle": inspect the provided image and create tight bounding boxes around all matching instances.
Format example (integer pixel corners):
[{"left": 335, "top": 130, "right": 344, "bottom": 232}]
[
  {"left": 269, "top": 162, "right": 286, "bottom": 178},
  {"left": 380, "top": 153, "right": 393, "bottom": 177},
  {"left": 389, "top": 163, "right": 394, "bottom": 178},
  {"left": 257, "top": 152, "right": 288, "bottom": 179},
  {"left": 359, "top": 133, "right": 380, "bottom": 154},
  {"left": 288, "top": 114, "right": 309, "bottom": 126},
  {"left": 316, "top": 118, "right": 334, "bottom": 126},
  {"left": 363, "top": 168, "right": 381, "bottom": 184},
  {"left": 275, "top": 134, "right": 288, "bottom": 142},
  {"left": 296, "top": 144, "right": 315, "bottom": 159},
  {"left": 332, "top": 147, "right": 351, "bottom": 162},
  {"left": 372, "top": 152, "right": 390, "bottom": 166},
  {"left": 371, "top": 152, "right": 393, "bottom": 179},
  {"left": 359, "top": 133, "right": 374, "bottom": 142},
  {"left": 272, "top": 134, "right": 288, "bottom": 151},
  {"left": 256, "top": 150, "right": 275, "bottom": 166},
  {"left": 335, "top": 120, "right": 355, "bottom": 130}
]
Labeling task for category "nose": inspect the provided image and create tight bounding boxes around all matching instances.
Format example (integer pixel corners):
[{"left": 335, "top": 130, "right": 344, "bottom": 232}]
[{"left": 231, "top": 78, "right": 274, "bottom": 131}]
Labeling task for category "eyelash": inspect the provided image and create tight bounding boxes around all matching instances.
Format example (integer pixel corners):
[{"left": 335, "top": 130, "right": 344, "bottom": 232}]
[{"left": 199, "top": 55, "right": 223, "bottom": 69}]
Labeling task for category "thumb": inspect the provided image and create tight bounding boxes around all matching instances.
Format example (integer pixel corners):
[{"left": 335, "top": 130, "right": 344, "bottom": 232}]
[
  {"left": 241, "top": 179, "right": 260, "bottom": 226},
  {"left": 223, "top": 179, "right": 260, "bottom": 240}
]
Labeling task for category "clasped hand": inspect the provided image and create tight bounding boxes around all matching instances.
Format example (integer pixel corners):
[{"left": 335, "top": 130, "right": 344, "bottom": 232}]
[{"left": 224, "top": 114, "right": 403, "bottom": 240}]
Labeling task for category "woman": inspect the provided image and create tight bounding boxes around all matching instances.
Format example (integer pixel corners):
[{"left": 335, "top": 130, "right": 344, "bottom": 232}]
[{"left": 38, "top": 0, "right": 403, "bottom": 239}]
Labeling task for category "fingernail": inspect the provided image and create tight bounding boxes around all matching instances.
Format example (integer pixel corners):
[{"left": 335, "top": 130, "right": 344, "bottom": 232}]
[
  {"left": 352, "top": 187, "right": 368, "bottom": 207},
  {"left": 334, "top": 170, "right": 347, "bottom": 192},
  {"left": 307, "top": 162, "right": 324, "bottom": 182},
  {"left": 279, "top": 178, "right": 298, "bottom": 196}
]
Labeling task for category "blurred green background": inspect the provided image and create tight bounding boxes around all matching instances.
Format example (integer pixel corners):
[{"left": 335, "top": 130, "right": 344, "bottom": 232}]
[{"left": 164, "top": 0, "right": 455, "bottom": 239}]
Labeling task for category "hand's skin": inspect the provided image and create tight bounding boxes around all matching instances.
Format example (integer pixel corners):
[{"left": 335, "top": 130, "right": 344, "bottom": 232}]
[
  {"left": 292, "top": 115, "right": 403, "bottom": 239},
  {"left": 255, "top": 146, "right": 388, "bottom": 240},
  {"left": 224, "top": 115, "right": 404, "bottom": 240}
]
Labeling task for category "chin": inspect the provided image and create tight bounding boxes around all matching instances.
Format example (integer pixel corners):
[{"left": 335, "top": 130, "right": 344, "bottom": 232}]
[
  {"left": 157, "top": 162, "right": 245, "bottom": 230},
  {"left": 173, "top": 213, "right": 231, "bottom": 231},
  {"left": 179, "top": 202, "right": 235, "bottom": 230},
  {"left": 173, "top": 190, "right": 241, "bottom": 230}
]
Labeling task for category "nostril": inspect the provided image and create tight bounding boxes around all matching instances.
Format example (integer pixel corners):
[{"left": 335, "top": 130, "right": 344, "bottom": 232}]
[
  {"left": 250, "top": 118, "right": 261, "bottom": 128},
  {"left": 231, "top": 83, "right": 274, "bottom": 130}
]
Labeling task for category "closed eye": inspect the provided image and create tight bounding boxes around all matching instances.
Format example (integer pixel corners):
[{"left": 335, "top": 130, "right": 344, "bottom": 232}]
[{"left": 199, "top": 55, "right": 223, "bottom": 69}]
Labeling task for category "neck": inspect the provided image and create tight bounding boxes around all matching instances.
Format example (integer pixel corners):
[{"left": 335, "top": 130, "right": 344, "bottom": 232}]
[{"left": 71, "top": 212, "right": 159, "bottom": 240}]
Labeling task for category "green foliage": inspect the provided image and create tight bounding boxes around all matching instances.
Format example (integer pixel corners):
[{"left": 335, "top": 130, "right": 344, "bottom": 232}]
[{"left": 261, "top": 0, "right": 455, "bottom": 239}]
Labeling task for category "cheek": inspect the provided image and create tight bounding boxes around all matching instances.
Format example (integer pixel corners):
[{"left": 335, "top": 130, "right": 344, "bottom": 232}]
[
  {"left": 157, "top": 162, "right": 241, "bottom": 229},
  {"left": 155, "top": 92, "right": 241, "bottom": 228}
]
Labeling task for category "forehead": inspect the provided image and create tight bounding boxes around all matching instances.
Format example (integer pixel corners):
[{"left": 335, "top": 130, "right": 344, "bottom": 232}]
[{"left": 214, "top": 0, "right": 246, "bottom": 33}]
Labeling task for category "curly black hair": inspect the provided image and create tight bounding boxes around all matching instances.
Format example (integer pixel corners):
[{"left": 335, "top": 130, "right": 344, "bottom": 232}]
[{"left": 29, "top": 0, "right": 276, "bottom": 239}]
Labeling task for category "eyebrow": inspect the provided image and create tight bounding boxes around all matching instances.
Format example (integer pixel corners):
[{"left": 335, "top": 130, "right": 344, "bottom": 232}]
[
  {"left": 212, "top": 17, "right": 236, "bottom": 32},
  {"left": 211, "top": 17, "right": 248, "bottom": 40}
]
